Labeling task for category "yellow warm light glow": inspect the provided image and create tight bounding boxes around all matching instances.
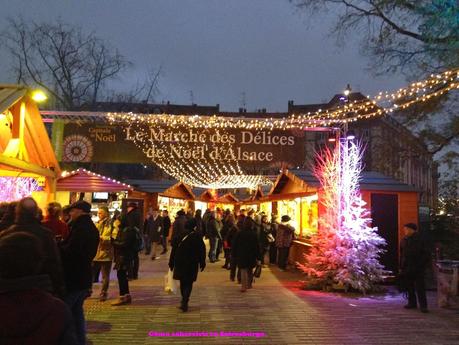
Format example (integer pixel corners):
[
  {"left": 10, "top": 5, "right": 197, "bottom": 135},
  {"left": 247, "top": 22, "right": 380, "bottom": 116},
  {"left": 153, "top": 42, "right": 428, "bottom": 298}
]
[{"left": 31, "top": 90, "right": 47, "bottom": 103}]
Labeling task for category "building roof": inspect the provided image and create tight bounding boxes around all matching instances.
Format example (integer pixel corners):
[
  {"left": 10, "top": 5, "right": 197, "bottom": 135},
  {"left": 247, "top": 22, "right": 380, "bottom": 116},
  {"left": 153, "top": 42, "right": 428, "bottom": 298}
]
[
  {"left": 57, "top": 168, "right": 132, "bottom": 192},
  {"left": 77, "top": 101, "right": 220, "bottom": 115},
  {"left": 288, "top": 92, "right": 374, "bottom": 114}
]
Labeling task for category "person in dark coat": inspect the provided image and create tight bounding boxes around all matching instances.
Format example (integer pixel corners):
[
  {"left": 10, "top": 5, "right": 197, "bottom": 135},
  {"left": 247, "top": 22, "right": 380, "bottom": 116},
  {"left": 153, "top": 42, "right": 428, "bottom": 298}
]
[
  {"left": 207, "top": 211, "right": 223, "bottom": 262},
  {"left": 123, "top": 202, "right": 142, "bottom": 280},
  {"left": 0, "top": 231, "right": 78, "bottom": 345},
  {"left": 111, "top": 208, "right": 138, "bottom": 306},
  {"left": 400, "top": 223, "right": 430, "bottom": 313},
  {"left": 201, "top": 209, "right": 211, "bottom": 238},
  {"left": 259, "top": 215, "right": 271, "bottom": 266},
  {"left": 269, "top": 214, "right": 278, "bottom": 264},
  {"left": 4, "top": 197, "right": 65, "bottom": 298},
  {"left": 144, "top": 209, "right": 162, "bottom": 259},
  {"left": 232, "top": 211, "right": 261, "bottom": 292},
  {"left": 276, "top": 215, "right": 295, "bottom": 271},
  {"left": 168, "top": 218, "right": 206, "bottom": 312},
  {"left": 0, "top": 201, "right": 17, "bottom": 232},
  {"left": 236, "top": 209, "right": 246, "bottom": 230},
  {"left": 194, "top": 209, "right": 203, "bottom": 237},
  {"left": 59, "top": 200, "right": 99, "bottom": 345},
  {"left": 221, "top": 214, "right": 238, "bottom": 269},
  {"left": 161, "top": 209, "right": 171, "bottom": 254},
  {"left": 171, "top": 210, "right": 187, "bottom": 244}
]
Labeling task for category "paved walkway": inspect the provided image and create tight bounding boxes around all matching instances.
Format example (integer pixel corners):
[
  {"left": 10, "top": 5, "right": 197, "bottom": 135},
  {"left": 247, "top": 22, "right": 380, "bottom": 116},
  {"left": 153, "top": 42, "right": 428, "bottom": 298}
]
[{"left": 85, "top": 246, "right": 459, "bottom": 345}]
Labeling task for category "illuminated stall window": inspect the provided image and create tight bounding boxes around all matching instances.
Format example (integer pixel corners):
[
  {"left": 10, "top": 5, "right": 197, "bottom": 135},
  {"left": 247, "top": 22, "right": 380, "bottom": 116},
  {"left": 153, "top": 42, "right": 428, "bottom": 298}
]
[
  {"left": 158, "top": 195, "right": 188, "bottom": 219},
  {"left": 259, "top": 202, "right": 272, "bottom": 216},
  {"left": 300, "top": 195, "right": 318, "bottom": 237},
  {"left": 277, "top": 194, "right": 318, "bottom": 238}
]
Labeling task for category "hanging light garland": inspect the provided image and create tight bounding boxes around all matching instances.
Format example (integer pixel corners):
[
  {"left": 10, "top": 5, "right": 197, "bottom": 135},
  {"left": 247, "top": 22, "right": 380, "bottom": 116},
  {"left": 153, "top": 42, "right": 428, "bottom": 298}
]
[
  {"left": 107, "top": 68, "right": 458, "bottom": 130},
  {"left": 123, "top": 122, "right": 271, "bottom": 189},
  {"left": 104, "top": 68, "right": 458, "bottom": 188}
]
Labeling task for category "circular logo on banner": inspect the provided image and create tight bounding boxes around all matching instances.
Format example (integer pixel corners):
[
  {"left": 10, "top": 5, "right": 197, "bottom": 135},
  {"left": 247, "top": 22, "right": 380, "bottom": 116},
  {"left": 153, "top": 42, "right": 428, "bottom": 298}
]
[{"left": 62, "top": 135, "right": 94, "bottom": 162}]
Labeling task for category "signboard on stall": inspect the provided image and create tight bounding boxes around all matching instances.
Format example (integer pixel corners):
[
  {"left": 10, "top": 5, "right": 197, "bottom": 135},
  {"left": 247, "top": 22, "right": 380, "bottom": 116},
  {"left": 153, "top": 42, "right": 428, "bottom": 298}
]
[{"left": 57, "top": 123, "right": 305, "bottom": 168}]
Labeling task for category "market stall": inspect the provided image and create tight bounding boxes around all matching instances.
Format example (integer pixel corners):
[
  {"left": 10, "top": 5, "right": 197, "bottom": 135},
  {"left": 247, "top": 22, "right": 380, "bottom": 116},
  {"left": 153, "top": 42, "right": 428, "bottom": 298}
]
[
  {"left": 56, "top": 168, "right": 132, "bottom": 221},
  {"left": 215, "top": 193, "right": 239, "bottom": 212},
  {"left": 241, "top": 186, "right": 272, "bottom": 216},
  {"left": 268, "top": 169, "right": 419, "bottom": 273},
  {"left": 0, "top": 85, "right": 60, "bottom": 207},
  {"left": 194, "top": 189, "right": 217, "bottom": 213},
  {"left": 158, "top": 181, "right": 195, "bottom": 216}
]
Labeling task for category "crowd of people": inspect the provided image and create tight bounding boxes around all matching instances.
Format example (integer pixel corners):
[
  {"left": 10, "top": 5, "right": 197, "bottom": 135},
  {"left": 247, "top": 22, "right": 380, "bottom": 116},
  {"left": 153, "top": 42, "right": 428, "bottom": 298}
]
[
  {"left": 0, "top": 196, "right": 430, "bottom": 343},
  {"left": 0, "top": 198, "right": 297, "bottom": 343}
]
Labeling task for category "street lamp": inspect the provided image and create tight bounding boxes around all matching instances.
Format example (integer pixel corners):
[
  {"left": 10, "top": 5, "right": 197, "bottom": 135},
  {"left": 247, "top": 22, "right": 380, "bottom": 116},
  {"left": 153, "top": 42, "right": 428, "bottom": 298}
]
[
  {"left": 31, "top": 89, "right": 47, "bottom": 103},
  {"left": 344, "top": 84, "right": 352, "bottom": 97}
]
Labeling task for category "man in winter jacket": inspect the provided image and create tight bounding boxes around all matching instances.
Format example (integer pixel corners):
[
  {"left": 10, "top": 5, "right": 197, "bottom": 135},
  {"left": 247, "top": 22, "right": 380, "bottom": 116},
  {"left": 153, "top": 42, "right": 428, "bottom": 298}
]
[
  {"left": 400, "top": 223, "right": 429, "bottom": 313},
  {"left": 207, "top": 211, "right": 223, "bottom": 262},
  {"left": 60, "top": 200, "right": 99, "bottom": 345},
  {"left": 0, "top": 231, "right": 78, "bottom": 345},
  {"left": 5, "top": 197, "right": 65, "bottom": 298},
  {"left": 144, "top": 209, "right": 162, "bottom": 260},
  {"left": 161, "top": 209, "right": 171, "bottom": 254},
  {"left": 124, "top": 202, "right": 142, "bottom": 279}
]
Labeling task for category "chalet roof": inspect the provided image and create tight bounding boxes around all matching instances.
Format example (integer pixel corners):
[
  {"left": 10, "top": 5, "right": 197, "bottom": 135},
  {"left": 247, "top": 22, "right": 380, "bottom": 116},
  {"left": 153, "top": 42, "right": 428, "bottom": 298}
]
[
  {"left": 124, "top": 179, "right": 177, "bottom": 193},
  {"left": 216, "top": 193, "right": 239, "bottom": 204},
  {"left": 124, "top": 179, "right": 195, "bottom": 199},
  {"left": 0, "top": 85, "right": 60, "bottom": 177},
  {"left": 57, "top": 168, "right": 132, "bottom": 192},
  {"left": 161, "top": 181, "right": 195, "bottom": 200},
  {"left": 287, "top": 170, "right": 419, "bottom": 192}
]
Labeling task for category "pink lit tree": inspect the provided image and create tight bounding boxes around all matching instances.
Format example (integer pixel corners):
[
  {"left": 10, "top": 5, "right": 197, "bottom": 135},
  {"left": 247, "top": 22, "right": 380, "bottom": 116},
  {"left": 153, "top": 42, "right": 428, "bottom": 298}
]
[
  {"left": 0, "top": 177, "right": 40, "bottom": 202},
  {"left": 298, "top": 140, "right": 386, "bottom": 292}
]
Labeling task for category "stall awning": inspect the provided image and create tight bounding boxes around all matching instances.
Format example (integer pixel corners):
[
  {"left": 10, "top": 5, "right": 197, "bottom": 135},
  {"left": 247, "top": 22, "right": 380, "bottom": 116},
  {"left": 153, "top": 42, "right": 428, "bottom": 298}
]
[{"left": 57, "top": 168, "right": 132, "bottom": 192}]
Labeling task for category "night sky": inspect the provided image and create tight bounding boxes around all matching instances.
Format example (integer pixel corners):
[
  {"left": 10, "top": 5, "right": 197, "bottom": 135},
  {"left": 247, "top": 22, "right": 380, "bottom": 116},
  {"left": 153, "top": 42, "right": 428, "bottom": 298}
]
[{"left": 0, "top": 0, "right": 407, "bottom": 111}]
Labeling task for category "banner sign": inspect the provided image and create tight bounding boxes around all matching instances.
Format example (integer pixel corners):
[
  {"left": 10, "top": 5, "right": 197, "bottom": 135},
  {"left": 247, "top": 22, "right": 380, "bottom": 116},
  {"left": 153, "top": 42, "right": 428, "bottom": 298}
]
[{"left": 59, "top": 123, "right": 305, "bottom": 168}]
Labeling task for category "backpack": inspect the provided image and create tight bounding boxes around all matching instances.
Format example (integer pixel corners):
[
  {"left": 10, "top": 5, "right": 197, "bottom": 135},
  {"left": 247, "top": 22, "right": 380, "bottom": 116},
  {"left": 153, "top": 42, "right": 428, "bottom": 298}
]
[{"left": 132, "top": 226, "right": 144, "bottom": 252}]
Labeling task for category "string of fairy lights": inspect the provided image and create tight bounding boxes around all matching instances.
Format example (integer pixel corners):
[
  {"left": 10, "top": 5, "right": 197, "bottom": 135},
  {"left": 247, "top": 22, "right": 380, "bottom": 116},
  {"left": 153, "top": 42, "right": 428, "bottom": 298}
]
[
  {"left": 105, "top": 68, "right": 458, "bottom": 188},
  {"left": 124, "top": 123, "right": 273, "bottom": 188},
  {"left": 107, "top": 68, "right": 458, "bottom": 130}
]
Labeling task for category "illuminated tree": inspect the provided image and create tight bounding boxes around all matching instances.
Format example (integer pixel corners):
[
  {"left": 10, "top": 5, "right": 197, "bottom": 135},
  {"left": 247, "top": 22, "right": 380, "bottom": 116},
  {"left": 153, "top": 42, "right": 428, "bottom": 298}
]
[{"left": 298, "top": 140, "right": 386, "bottom": 292}]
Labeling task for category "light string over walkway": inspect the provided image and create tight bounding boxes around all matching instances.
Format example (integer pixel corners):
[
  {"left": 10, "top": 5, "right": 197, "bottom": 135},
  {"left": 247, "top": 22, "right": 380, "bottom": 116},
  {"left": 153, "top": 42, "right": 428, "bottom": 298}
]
[
  {"left": 105, "top": 68, "right": 458, "bottom": 188},
  {"left": 107, "top": 68, "right": 458, "bottom": 130}
]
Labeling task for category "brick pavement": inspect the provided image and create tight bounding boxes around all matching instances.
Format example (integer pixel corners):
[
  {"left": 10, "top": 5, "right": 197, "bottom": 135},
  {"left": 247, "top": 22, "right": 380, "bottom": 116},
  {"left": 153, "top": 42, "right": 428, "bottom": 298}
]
[{"left": 85, "top": 248, "right": 459, "bottom": 345}]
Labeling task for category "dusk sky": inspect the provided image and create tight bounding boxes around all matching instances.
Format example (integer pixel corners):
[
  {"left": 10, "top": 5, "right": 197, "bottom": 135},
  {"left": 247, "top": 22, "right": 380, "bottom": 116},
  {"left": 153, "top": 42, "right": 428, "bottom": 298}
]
[{"left": 0, "top": 0, "right": 408, "bottom": 111}]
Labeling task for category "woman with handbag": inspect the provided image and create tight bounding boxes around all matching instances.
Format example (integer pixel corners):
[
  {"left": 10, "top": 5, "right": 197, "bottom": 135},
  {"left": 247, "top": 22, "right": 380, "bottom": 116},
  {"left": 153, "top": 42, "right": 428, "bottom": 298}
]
[{"left": 168, "top": 218, "right": 206, "bottom": 312}]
